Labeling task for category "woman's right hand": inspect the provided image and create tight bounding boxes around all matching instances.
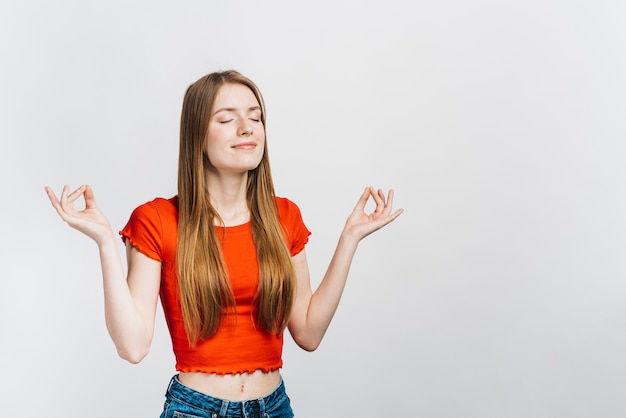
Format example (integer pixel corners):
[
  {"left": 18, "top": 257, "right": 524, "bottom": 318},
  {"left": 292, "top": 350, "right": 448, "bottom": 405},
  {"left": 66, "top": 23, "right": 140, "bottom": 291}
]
[{"left": 45, "top": 184, "right": 114, "bottom": 245}]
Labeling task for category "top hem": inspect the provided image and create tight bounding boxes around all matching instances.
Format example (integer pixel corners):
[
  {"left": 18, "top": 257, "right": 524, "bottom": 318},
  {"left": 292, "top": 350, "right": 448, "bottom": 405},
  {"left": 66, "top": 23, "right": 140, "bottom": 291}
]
[{"left": 176, "top": 366, "right": 282, "bottom": 376}]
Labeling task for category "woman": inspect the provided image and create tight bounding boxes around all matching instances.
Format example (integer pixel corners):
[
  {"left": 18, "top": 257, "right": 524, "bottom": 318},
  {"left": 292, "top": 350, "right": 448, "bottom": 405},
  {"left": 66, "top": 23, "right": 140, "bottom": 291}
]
[{"left": 45, "top": 70, "right": 403, "bottom": 417}]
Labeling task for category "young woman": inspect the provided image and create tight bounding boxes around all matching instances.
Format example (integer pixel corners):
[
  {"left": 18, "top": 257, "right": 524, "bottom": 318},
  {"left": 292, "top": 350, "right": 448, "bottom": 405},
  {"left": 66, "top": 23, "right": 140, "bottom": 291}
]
[{"left": 45, "top": 70, "right": 403, "bottom": 417}]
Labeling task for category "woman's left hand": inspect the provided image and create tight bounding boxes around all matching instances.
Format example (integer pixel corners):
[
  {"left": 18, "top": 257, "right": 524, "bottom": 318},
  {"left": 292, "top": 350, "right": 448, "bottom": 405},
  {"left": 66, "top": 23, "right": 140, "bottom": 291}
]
[{"left": 343, "top": 187, "right": 404, "bottom": 241}]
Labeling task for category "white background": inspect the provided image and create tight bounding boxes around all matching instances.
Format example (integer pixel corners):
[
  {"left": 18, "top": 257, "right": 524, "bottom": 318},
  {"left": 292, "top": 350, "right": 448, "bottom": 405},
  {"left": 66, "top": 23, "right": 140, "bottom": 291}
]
[{"left": 2, "top": 1, "right": 626, "bottom": 417}]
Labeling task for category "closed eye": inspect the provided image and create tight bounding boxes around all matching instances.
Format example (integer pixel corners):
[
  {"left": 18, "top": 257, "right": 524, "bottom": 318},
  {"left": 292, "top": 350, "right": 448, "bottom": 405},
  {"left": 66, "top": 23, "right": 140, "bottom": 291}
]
[{"left": 219, "top": 119, "right": 234, "bottom": 124}]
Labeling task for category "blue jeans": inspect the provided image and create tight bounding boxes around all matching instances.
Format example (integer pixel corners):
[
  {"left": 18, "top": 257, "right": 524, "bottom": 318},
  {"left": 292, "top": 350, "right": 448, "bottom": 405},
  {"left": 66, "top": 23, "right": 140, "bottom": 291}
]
[{"left": 159, "top": 375, "right": 294, "bottom": 418}]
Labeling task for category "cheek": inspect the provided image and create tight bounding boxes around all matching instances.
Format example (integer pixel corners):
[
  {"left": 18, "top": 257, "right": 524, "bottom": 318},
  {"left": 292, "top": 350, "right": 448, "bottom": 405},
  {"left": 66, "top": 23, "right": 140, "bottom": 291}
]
[
  {"left": 202, "top": 138, "right": 222, "bottom": 164},
  {"left": 203, "top": 129, "right": 222, "bottom": 153}
]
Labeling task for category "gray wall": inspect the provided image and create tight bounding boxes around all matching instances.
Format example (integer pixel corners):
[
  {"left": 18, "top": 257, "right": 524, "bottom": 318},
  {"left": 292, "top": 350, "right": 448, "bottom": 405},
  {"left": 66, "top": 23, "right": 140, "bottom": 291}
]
[{"left": 2, "top": 1, "right": 625, "bottom": 416}]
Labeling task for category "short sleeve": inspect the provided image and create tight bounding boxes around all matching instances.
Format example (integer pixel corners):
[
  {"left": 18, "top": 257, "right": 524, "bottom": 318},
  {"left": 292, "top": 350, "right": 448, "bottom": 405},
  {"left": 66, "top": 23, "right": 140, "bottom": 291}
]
[
  {"left": 276, "top": 197, "right": 311, "bottom": 256},
  {"left": 119, "top": 200, "right": 163, "bottom": 262}
]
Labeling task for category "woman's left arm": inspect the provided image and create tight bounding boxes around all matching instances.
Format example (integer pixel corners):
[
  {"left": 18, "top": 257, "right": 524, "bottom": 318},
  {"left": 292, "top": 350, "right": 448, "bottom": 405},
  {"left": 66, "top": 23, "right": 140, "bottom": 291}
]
[{"left": 288, "top": 187, "right": 403, "bottom": 351}]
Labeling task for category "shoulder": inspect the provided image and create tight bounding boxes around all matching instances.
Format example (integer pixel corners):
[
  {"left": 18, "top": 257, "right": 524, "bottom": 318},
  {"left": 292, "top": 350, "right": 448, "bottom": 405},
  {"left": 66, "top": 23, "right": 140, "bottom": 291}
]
[
  {"left": 131, "top": 196, "right": 178, "bottom": 218},
  {"left": 275, "top": 196, "right": 298, "bottom": 210},
  {"left": 126, "top": 196, "right": 178, "bottom": 232},
  {"left": 274, "top": 196, "right": 303, "bottom": 219},
  {"left": 274, "top": 196, "right": 310, "bottom": 254},
  {"left": 144, "top": 196, "right": 178, "bottom": 211},
  {"left": 121, "top": 196, "right": 178, "bottom": 260}
]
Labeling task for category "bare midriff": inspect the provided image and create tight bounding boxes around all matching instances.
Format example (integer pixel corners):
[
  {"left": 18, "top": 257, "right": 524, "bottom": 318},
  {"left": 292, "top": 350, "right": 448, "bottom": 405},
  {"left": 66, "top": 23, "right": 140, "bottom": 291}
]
[{"left": 178, "top": 369, "right": 281, "bottom": 401}]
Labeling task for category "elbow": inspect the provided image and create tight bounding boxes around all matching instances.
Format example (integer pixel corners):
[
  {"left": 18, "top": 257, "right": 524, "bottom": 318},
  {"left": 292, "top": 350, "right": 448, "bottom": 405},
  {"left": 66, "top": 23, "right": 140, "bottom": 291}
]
[
  {"left": 121, "top": 353, "right": 146, "bottom": 365},
  {"left": 288, "top": 319, "right": 324, "bottom": 351},
  {"left": 293, "top": 335, "right": 322, "bottom": 352},
  {"left": 116, "top": 345, "right": 149, "bottom": 364},
  {"left": 106, "top": 322, "right": 153, "bottom": 363},
  {"left": 299, "top": 342, "right": 320, "bottom": 352}
]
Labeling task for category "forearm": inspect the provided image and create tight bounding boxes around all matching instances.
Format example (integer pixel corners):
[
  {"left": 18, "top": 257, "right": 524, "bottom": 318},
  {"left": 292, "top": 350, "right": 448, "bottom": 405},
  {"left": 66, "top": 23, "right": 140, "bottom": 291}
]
[
  {"left": 290, "top": 187, "right": 402, "bottom": 350},
  {"left": 45, "top": 185, "right": 155, "bottom": 361},
  {"left": 97, "top": 234, "right": 152, "bottom": 362},
  {"left": 303, "top": 232, "right": 360, "bottom": 347}
]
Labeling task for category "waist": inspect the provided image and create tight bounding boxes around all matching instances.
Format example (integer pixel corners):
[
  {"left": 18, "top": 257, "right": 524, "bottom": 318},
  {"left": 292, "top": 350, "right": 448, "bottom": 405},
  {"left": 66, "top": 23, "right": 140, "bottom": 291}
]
[
  {"left": 178, "top": 369, "right": 282, "bottom": 401},
  {"left": 169, "top": 316, "right": 285, "bottom": 375}
]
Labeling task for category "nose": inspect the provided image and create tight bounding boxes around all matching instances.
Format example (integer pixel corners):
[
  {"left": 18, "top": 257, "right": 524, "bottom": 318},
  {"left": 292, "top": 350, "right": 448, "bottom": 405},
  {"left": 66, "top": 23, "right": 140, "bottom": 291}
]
[{"left": 238, "top": 121, "right": 253, "bottom": 136}]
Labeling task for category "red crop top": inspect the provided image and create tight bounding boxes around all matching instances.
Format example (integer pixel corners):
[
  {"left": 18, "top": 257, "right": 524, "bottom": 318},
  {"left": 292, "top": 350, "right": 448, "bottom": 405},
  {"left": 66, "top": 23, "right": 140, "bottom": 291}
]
[{"left": 119, "top": 196, "right": 310, "bottom": 375}]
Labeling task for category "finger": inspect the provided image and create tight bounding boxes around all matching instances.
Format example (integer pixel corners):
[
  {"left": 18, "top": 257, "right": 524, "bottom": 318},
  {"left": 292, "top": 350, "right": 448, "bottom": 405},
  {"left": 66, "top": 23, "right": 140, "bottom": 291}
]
[
  {"left": 371, "top": 188, "right": 387, "bottom": 213},
  {"left": 46, "top": 186, "right": 74, "bottom": 222},
  {"left": 67, "top": 184, "right": 86, "bottom": 202},
  {"left": 353, "top": 186, "right": 372, "bottom": 212},
  {"left": 83, "top": 185, "right": 98, "bottom": 208},
  {"left": 44, "top": 186, "right": 71, "bottom": 220},
  {"left": 380, "top": 189, "right": 395, "bottom": 215},
  {"left": 60, "top": 185, "right": 84, "bottom": 214},
  {"left": 374, "top": 190, "right": 402, "bottom": 222},
  {"left": 386, "top": 189, "right": 394, "bottom": 204},
  {"left": 59, "top": 184, "right": 71, "bottom": 211},
  {"left": 44, "top": 186, "right": 61, "bottom": 207},
  {"left": 58, "top": 184, "right": 69, "bottom": 207},
  {"left": 65, "top": 185, "right": 89, "bottom": 211},
  {"left": 388, "top": 207, "right": 404, "bottom": 222},
  {"left": 383, "top": 189, "right": 403, "bottom": 222}
]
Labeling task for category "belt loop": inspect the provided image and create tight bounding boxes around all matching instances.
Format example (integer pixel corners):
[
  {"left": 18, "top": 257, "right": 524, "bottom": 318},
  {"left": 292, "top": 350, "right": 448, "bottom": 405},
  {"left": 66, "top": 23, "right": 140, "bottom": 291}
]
[
  {"left": 258, "top": 397, "right": 266, "bottom": 415},
  {"left": 166, "top": 375, "right": 176, "bottom": 395},
  {"left": 218, "top": 400, "right": 230, "bottom": 417},
  {"left": 241, "top": 400, "right": 248, "bottom": 418}
]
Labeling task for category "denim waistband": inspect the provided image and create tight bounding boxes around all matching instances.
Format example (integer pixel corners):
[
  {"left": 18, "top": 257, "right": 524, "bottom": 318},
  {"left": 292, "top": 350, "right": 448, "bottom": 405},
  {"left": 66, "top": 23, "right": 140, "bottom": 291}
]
[{"left": 165, "top": 374, "right": 286, "bottom": 417}]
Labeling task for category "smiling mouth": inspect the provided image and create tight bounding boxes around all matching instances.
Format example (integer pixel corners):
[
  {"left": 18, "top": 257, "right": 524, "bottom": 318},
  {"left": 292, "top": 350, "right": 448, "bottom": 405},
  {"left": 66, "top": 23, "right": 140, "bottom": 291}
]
[{"left": 232, "top": 142, "right": 257, "bottom": 149}]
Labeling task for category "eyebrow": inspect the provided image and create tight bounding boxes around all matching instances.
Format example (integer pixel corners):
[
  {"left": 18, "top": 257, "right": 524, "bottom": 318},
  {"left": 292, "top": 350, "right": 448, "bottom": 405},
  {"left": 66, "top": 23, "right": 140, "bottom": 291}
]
[{"left": 212, "top": 106, "right": 262, "bottom": 116}]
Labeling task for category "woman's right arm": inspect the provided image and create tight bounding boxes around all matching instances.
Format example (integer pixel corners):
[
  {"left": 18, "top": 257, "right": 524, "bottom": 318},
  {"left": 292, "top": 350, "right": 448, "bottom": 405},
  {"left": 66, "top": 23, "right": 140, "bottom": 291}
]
[{"left": 45, "top": 185, "right": 161, "bottom": 363}]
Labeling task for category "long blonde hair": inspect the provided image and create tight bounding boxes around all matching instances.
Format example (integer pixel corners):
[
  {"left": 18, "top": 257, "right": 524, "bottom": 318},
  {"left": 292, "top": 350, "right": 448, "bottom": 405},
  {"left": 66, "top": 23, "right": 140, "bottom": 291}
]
[{"left": 177, "top": 70, "right": 296, "bottom": 345}]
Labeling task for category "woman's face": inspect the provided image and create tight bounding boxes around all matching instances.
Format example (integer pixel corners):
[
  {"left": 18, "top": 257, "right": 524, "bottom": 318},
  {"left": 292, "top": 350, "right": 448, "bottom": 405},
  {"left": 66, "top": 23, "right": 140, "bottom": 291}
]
[{"left": 204, "top": 83, "right": 265, "bottom": 175}]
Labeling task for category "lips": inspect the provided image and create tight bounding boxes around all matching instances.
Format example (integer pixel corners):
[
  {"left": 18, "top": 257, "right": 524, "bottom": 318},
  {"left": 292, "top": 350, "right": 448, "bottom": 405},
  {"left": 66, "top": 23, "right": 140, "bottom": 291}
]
[{"left": 232, "top": 142, "right": 257, "bottom": 150}]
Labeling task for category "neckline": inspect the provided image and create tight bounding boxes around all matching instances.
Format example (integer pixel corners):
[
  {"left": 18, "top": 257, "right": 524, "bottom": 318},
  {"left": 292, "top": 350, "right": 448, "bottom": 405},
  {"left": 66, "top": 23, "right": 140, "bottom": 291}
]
[{"left": 213, "top": 221, "right": 251, "bottom": 232}]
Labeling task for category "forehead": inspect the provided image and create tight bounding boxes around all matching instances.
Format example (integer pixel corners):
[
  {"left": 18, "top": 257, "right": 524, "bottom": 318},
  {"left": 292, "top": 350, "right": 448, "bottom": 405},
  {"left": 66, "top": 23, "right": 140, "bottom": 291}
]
[{"left": 213, "top": 83, "right": 260, "bottom": 109}]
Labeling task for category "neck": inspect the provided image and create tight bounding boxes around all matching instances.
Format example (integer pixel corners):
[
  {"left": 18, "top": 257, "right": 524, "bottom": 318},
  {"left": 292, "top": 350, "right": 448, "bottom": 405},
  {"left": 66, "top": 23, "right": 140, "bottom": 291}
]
[{"left": 205, "top": 170, "right": 250, "bottom": 226}]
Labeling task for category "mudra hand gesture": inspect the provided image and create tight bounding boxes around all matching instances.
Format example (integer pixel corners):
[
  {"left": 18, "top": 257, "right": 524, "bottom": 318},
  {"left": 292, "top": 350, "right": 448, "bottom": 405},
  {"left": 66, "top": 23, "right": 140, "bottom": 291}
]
[
  {"left": 344, "top": 187, "right": 403, "bottom": 241},
  {"left": 44, "top": 184, "right": 113, "bottom": 245}
]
